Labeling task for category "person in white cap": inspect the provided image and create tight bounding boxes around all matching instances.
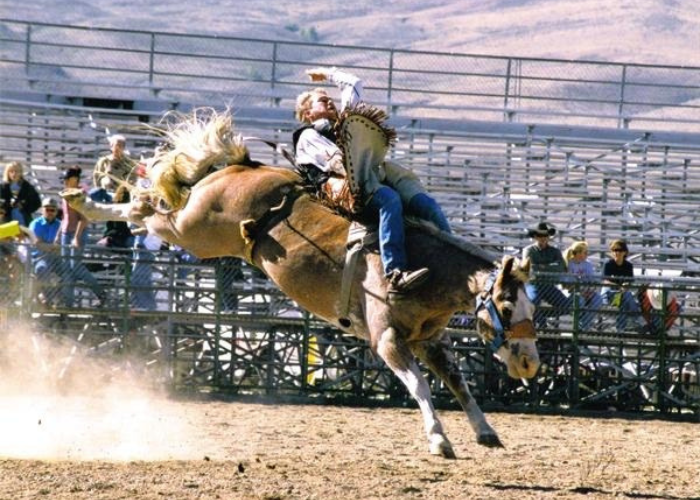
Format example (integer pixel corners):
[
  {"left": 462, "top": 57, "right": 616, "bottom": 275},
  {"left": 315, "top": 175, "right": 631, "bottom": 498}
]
[{"left": 30, "top": 195, "right": 106, "bottom": 308}]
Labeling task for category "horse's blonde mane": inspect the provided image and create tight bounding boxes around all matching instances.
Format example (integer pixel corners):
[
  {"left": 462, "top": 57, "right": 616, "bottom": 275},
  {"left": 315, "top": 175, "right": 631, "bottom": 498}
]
[{"left": 148, "top": 108, "right": 249, "bottom": 210}]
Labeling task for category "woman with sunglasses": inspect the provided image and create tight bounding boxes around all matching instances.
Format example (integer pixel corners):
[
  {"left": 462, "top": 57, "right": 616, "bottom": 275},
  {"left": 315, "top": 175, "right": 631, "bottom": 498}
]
[{"left": 601, "top": 239, "right": 645, "bottom": 332}]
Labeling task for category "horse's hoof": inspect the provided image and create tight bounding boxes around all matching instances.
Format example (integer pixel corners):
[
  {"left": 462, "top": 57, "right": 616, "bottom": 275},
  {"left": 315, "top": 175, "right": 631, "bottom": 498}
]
[
  {"left": 477, "top": 433, "right": 504, "bottom": 448},
  {"left": 429, "top": 436, "right": 457, "bottom": 459}
]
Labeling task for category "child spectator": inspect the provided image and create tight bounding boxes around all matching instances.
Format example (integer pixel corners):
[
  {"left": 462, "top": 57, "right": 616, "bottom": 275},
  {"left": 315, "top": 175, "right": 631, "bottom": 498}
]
[{"left": 564, "top": 240, "right": 603, "bottom": 331}]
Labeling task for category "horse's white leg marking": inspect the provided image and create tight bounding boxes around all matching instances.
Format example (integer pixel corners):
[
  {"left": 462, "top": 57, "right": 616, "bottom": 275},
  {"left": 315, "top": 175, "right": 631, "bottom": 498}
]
[
  {"left": 63, "top": 193, "right": 133, "bottom": 223},
  {"left": 412, "top": 338, "right": 503, "bottom": 448},
  {"left": 376, "top": 327, "right": 455, "bottom": 459},
  {"left": 62, "top": 191, "right": 147, "bottom": 227}
]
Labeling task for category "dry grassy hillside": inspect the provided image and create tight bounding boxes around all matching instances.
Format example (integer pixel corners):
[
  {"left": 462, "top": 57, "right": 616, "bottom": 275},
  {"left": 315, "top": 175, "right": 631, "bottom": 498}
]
[{"left": 3, "top": 0, "right": 698, "bottom": 66}]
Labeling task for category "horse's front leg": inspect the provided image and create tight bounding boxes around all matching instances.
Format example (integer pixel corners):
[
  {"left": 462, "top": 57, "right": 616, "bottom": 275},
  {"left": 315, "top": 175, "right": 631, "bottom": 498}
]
[
  {"left": 411, "top": 337, "right": 503, "bottom": 448},
  {"left": 376, "top": 327, "right": 456, "bottom": 459},
  {"left": 61, "top": 188, "right": 144, "bottom": 225}
]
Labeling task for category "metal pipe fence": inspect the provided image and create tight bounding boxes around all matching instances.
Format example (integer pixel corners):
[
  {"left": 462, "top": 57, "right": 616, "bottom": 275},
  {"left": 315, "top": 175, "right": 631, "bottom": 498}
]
[
  {"left": 2, "top": 19, "right": 700, "bottom": 131},
  {"left": 1, "top": 244, "right": 698, "bottom": 419}
]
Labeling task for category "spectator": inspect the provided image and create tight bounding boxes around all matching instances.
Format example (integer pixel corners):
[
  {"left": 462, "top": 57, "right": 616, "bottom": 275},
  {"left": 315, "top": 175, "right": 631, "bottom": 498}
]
[
  {"left": 564, "top": 240, "right": 603, "bottom": 331},
  {"left": 601, "top": 239, "right": 646, "bottom": 332},
  {"left": 293, "top": 67, "right": 452, "bottom": 293},
  {"left": 95, "top": 185, "right": 134, "bottom": 249},
  {"left": 210, "top": 256, "right": 243, "bottom": 312},
  {"left": 29, "top": 197, "right": 104, "bottom": 307},
  {"left": 58, "top": 166, "right": 91, "bottom": 254},
  {"left": 0, "top": 210, "right": 36, "bottom": 304},
  {"left": 130, "top": 230, "right": 161, "bottom": 310},
  {"left": 522, "top": 221, "right": 581, "bottom": 328},
  {"left": 1, "top": 161, "right": 41, "bottom": 226},
  {"left": 92, "top": 134, "right": 137, "bottom": 196},
  {"left": 58, "top": 166, "right": 106, "bottom": 306},
  {"left": 129, "top": 162, "right": 159, "bottom": 311}
]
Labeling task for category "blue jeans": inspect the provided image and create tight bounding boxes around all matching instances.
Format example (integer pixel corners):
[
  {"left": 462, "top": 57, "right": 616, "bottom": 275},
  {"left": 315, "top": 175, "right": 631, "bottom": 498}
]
[
  {"left": 131, "top": 234, "right": 157, "bottom": 310},
  {"left": 407, "top": 193, "right": 451, "bottom": 233},
  {"left": 34, "top": 253, "right": 73, "bottom": 306},
  {"left": 366, "top": 186, "right": 407, "bottom": 275},
  {"left": 89, "top": 187, "right": 113, "bottom": 203},
  {"left": 577, "top": 291, "right": 604, "bottom": 331},
  {"left": 526, "top": 282, "right": 581, "bottom": 328},
  {"left": 35, "top": 251, "right": 102, "bottom": 307},
  {"left": 602, "top": 287, "right": 642, "bottom": 331},
  {"left": 59, "top": 231, "right": 102, "bottom": 303}
]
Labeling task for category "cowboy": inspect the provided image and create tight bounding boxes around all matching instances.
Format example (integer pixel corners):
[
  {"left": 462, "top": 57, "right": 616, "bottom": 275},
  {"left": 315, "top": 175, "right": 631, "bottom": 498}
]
[
  {"left": 522, "top": 221, "right": 580, "bottom": 328},
  {"left": 293, "top": 67, "right": 450, "bottom": 293},
  {"left": 93, "top": 134, "right": 137, "bottom": 194}
]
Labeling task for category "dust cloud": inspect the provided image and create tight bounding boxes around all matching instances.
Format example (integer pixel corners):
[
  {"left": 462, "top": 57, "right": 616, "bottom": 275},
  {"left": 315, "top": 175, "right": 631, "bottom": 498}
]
[{"left": 0, "top": 321, "right": 207, "bottom": 461}]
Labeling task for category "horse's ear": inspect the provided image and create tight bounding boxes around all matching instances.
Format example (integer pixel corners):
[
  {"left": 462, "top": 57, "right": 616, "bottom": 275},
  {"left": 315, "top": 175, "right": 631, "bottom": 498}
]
[
  {"left": 521, "top": 257, "right": 531, "bottom": 276},
  {"left": 501, "top": 255, "right": 515, "bottom": 275}
]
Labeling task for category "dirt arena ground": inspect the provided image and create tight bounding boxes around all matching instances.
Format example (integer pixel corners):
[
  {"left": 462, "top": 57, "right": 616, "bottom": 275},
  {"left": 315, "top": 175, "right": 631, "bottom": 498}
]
[
  {"left": 1, "top": 394, "right": 698, "bottom": 500},
  {"left": 0, "top": 327, "right": 697, "bottom": 500}
]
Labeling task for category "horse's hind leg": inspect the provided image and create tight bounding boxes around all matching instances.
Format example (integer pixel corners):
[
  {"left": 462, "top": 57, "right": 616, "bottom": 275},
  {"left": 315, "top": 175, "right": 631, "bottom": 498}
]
[
  {"left": 376, "top": 327, "right": 456, "bottom": 459},
  {"left": 411, "top": 337, "right": 503, "bottom": 448}
]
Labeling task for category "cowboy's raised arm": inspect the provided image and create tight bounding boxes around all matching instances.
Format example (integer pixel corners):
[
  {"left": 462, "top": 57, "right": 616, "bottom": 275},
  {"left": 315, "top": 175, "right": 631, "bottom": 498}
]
[{"left": 305, "top": 67, "right": 363, "bottom": 111}]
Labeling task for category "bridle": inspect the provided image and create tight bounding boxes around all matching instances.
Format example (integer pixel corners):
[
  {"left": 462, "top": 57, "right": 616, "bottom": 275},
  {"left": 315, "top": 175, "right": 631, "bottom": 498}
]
[{"left": 475, "top": 270, "right": 537, "bottom": 352}]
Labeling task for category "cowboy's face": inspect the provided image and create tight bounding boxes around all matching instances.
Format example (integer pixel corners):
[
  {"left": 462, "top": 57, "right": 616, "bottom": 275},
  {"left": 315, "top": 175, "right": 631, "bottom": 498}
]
[
  {"left": 305, "top": 93, "right": 337, "bottom": 122},
  {"left": 534, "top": 234, "right": 549, "bottom": 248}
]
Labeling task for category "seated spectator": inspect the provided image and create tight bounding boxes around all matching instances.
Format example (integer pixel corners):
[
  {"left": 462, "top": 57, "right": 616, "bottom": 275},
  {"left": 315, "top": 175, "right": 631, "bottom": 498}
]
[
  {"left": 93, "top": 134, "right": 137, "bottom": 196},
  {"left": 601, "top": 239, "right": 646, "bottom": 332},
  {"left": 29, "top": 197, "right": 103, "bottom": 307},
  {"left": 564, "top": 240, "right": 603, "bottom": 331},
  {"left": 522, "top": 221, "right": 581, "bottom": 328},
  {"left": 1, "top": 161, "right": 41, "bottom": 226},
  {"left": 95, "top": 186, "right": 134, "bottom": 249},
  {"left": 0, "top": 213, "right": 36, "bottom": 306}
]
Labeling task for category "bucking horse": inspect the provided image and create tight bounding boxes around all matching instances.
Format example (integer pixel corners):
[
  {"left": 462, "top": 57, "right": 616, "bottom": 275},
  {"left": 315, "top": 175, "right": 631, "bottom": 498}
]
[{"left": 61, "top": 108, "right": 540, "bottom": 458}]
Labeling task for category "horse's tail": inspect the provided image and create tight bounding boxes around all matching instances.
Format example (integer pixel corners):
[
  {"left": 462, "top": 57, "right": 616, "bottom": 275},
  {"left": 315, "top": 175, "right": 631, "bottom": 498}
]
[{"left": 149, "top": 108, "right": 249, "bottom": 210}]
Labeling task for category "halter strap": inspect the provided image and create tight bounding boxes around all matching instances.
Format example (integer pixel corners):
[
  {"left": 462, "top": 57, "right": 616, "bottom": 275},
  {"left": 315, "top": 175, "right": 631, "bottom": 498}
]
[{"left": 475, "top": 270, "right": 536, "bottom": 351}]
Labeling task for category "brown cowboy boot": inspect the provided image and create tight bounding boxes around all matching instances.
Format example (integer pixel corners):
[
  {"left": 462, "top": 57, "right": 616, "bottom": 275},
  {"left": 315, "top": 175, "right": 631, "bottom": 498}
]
[{"left": 387, "top": 267, "right": 430, "bottom": 293}]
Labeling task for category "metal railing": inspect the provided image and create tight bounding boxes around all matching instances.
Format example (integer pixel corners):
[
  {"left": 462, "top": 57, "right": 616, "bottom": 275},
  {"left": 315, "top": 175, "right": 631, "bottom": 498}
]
[
  {"left": 2, "top": 19, "right": 700, "bottom": 131},
  {"left": 1, "top": 245, "right": 698, "bottom": 418}
]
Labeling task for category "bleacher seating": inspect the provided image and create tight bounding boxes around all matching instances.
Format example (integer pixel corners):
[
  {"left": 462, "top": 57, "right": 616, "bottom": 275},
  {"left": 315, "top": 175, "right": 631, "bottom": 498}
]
[{"left": 2, "top": 80, "right": 700, "bottom": 277}]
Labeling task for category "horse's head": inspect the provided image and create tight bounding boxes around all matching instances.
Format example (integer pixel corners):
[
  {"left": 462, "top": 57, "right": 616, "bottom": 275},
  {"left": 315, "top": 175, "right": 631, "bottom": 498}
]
[{"left": 474, "top": 255, "right": 540, "bottom": 379}]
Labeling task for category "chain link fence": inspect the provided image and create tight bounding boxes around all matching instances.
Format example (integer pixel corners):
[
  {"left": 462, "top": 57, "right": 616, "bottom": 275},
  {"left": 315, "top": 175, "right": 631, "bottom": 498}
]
[{"left": 1, "top": 241, "right": 698, "bottom": 418}]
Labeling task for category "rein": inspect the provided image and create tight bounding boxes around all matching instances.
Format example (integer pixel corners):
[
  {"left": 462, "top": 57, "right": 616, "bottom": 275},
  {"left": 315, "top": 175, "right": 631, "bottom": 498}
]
[{"left": 475, "top": 270, "right": 536, "bottom": 352}]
